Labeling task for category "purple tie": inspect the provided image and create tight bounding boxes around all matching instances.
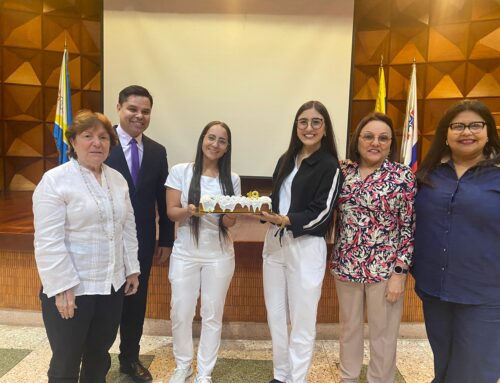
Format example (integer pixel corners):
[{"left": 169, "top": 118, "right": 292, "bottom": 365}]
[{"left": 130, "top": 138, "right": 139, "bottom": 185}]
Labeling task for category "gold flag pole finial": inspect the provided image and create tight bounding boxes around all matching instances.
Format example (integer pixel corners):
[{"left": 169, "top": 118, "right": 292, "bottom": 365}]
[
  {"left": 380, "top": 55, "right": 384, "bottom": 67},
  {"left": 64, "top": 32, "right": 67, "bottom": 50}
]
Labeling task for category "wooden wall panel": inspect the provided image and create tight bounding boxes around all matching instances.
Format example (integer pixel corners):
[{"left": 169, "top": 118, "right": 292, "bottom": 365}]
[
  {"left": 0, "top": 0, "right": 103, "bottom": 191},
  {"left": 472, "top": 0, "right": 500, "bottom": 21},
  {"left": 0, "top": 243, "right": 423, "bottom": 323},
  {"left": 350, "top": 0, "right": 500, "bottom": 161}
]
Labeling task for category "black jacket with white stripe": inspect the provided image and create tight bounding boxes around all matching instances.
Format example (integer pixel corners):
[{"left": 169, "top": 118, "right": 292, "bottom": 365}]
[{"left": 271, "top": 146, "right": 343, "bottom": 238}]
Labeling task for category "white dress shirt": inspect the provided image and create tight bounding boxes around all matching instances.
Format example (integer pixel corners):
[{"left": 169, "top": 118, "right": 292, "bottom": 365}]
[
  {"left": 116, "top": 125, "right": 143, "bottom": 174},
  {"left": 33, "top": 159, "right": 140, "bottom": 298}
]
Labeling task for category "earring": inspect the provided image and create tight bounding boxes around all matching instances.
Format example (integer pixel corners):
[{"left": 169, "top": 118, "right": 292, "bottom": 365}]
[
  {"left": 445, "top": 140, "right": 449, "bottom": 146},
  {"left": 323, "top": 132, "right": 326, "bottom": 137}
]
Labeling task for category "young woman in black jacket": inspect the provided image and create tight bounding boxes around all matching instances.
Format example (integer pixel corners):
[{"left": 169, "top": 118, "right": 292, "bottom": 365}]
[{"left": 259, "top": 100, "right": 343, "bottom": 383}]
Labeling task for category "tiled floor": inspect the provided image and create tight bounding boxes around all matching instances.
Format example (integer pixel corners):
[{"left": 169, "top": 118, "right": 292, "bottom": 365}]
[{"left": 0, "top": 323, "right": 435, "bottom": 383}]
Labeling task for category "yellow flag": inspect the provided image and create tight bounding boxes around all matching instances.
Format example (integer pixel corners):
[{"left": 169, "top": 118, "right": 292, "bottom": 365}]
[{"left": 374, "top": 65, "right": 386, "bottom": 114}]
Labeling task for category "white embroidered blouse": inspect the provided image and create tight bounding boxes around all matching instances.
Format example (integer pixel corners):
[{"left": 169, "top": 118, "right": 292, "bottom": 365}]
[{"left": 33, "top": 159, "right": 140, "bottom": 297}]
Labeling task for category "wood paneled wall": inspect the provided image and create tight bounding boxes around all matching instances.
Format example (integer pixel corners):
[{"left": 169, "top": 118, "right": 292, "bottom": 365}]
[
  {"left": 0, "top": 243, "right": 424, "bottom": 323},
  {"left": 2, "top": 1, "right": 498, "bottom": 190},
  {"left": 0, "top": 0, "right": 103, "bottom": 191},
  {"left": 350, "top": 0, "right": 500, "bottom": 158}
]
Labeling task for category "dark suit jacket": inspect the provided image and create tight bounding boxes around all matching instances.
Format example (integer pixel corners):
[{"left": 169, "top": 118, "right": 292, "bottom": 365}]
[{"left": 106, "top": 133, "right": 174, "bottom": 264}]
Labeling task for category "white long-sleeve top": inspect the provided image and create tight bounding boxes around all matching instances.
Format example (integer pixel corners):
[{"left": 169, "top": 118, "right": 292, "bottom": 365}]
[{"left": 33, "top": 159, "right": 140, "bottom": 298}]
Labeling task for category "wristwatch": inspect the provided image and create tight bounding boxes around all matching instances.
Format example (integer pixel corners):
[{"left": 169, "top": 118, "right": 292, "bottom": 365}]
[{"left": 393, "top": 265, "right": 409, "bottom": 275}]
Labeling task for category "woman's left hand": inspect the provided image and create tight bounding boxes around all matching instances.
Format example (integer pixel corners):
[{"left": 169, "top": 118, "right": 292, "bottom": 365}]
[
  {"left": 124, "top": 273, "right": 140, "bottom": 296},
  {"left": 385, "top": 273, "right": 406, "bottom": 303},
  {"left": 260, "top": 211, "right": 288, "bottom": 226}
]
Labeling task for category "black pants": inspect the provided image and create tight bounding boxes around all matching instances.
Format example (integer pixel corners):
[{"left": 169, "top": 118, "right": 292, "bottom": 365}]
[
  {"left": 40, "top": 286, "right": 124, "bottom": 383},
  {"left": 119, "top": 258, "right": 152, "bottom": 364}
]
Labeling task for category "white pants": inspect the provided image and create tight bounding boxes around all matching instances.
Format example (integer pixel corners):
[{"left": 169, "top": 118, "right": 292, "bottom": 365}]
[
  {"left": 334, "top": 277, "right": 404, "bottom": 383},
  {"left": 263, "top": 228, "right": 326, "bottom": 383},
  {"left": 169, "top": 256, "right": 235, "bottom": 377}
]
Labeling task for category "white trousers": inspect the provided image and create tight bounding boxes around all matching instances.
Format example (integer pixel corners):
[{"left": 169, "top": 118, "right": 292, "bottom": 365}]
[
  {"left": 263, "top": 228, "right": 326, "bottom": 383},
  {"left": 168, "top": 255, "right": 235, "bottom": 377},
  {"left": 334, "top": 277, "right": 404, "bottom": 383}
]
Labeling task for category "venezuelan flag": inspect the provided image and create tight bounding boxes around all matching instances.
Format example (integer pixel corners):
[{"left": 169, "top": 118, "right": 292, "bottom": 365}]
[{"left": 54, "top": 48, "right": 72, "bottom": 164}]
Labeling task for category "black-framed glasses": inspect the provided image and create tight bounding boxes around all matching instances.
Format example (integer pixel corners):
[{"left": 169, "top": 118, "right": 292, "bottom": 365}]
[
  {"left": 448, "top": 121, "right": 487, "bottom": 133},
  {"left": 359, "top": 133, "right": 392, "bottom": 144},
  {"left": 296, "top": 118, "right": 324, "bottom": 130}
]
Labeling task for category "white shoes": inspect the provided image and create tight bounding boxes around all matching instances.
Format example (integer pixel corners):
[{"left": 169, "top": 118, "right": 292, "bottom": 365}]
[
  {"left": 169, "top": 366, "right": 193, "bottom": 383},
  {"left": 194, "top": 376, "right": 213, "bottom": 383}
]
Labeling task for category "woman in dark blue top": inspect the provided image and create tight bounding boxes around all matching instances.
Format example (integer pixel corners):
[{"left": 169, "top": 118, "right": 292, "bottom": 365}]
[{"left": 413, "top": 100, "right": 500, "bottom": 383}]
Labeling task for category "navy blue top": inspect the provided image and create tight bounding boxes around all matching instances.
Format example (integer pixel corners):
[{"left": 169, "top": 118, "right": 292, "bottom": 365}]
[{"left": 412, "top": 161, "right": 500, "bottom": 305}]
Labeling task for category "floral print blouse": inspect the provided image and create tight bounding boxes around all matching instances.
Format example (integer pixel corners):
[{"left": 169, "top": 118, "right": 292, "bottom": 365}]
[{"left": 330, "top": 159, "right": 416, "bottom": 284}]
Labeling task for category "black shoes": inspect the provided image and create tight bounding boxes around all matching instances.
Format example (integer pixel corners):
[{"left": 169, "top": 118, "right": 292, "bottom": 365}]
[
  {"left": 120, "top": 360, "right": 153, "bottom": 383},
  {"left": 269, "top": 379, "right": 285, "bottom": 383}
]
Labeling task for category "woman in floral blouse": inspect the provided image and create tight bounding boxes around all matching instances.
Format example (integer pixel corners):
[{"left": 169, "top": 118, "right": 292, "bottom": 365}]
[{"left": 330, "top": 112, "right": 416, "bottom": 383}]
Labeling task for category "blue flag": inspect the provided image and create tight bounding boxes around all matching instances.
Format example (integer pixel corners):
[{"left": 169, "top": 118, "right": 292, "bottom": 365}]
[{"left": 54, "top": 48, "right": 72, "bottom": 164}]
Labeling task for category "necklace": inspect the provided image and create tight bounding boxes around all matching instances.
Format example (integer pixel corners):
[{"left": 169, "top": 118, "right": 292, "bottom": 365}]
[{"left": 77, "top": 161, "right": 117, "bottom": 241}]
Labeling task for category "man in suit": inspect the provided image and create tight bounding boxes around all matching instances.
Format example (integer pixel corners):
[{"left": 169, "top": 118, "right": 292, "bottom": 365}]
[{"left": 106, "top": 85, "right": 174, "bottom": 382}]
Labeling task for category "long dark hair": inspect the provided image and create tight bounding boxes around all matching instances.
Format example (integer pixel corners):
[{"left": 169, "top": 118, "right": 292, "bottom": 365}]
[
  {"left": 188, "top": 121, "right": 235, "bottom": 245},
  {"left": 272, "top": 101, "right": 340, "bottom": 237},
  {"left": 272, "top": 100, "right": 339, "bottom": 197},
  {"left": 417, "top": 99, "right": 500, "bottom": 185},
  {"left": 347, "top": 112, "right": 397, "bottom": 163}
]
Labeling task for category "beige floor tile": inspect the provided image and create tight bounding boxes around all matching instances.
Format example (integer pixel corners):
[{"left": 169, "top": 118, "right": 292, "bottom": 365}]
[
  {"left": 0, "top": 325, "right": 47, "bottom": 349},
  {"left": 308, "top": 342, "right": 338, "bottom": 383},
  {"left": 0, "top": 324, "right": 435, "bottom": 383},
  {"left": 396, "top": 339, "right": 434, "bottom": 383},
  {"left": 0, "top": 338, "right": 51, "bottom": 383}
]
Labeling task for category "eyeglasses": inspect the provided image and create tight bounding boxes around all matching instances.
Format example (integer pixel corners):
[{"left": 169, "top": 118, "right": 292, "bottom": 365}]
[
  {"left": 205, "top": 134, "right": 228, "bottom": 146},
  {"left": 448, "top": 121, "right": 487, "bottom": 133},
  {"left": 297, "top": 118, "right": 324, "bottom": 130},
  {"left": 359, "top": 133, "right": 392, "bottom": 144}
]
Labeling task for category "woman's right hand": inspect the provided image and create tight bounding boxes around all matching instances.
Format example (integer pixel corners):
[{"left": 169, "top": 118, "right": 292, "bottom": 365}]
[
  {"left": 55, "top": 288, "right": 77, "bottom": 320},
  {"left": 166, "top": 189, "right": 200, "bottom": 221}
]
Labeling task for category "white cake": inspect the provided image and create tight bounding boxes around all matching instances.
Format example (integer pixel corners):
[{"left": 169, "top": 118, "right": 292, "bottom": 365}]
[{"left": 199, "top": 194, "right": 272, "bottom": 213}]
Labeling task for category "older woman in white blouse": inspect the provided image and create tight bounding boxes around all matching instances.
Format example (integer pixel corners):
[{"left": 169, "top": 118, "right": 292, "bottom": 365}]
[{"left": 33, "top": 110, "right": 140, "bottom": 383}]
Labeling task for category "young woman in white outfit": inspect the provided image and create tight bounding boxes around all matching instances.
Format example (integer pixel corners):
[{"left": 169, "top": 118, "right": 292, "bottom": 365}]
[
  {"left": 166, "top": 121, "right": 240, "bottom": 383},
  {"left": 259, "top": 101, "right": 343, "bottom": 383}
]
